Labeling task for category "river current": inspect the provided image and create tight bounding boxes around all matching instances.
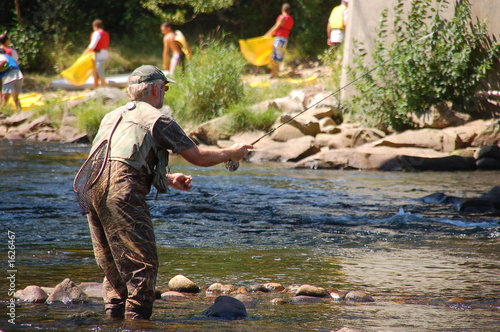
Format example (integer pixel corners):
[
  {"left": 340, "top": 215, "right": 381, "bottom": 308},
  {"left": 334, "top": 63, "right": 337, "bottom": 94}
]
[{"left": 0, "top": 140, "right": 499, "bottom": 331}]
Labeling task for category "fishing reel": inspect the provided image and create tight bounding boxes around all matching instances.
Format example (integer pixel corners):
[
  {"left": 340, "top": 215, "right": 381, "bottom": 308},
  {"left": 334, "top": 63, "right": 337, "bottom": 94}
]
[{"left": 225, "top": 160, "right": 240, "bottom": 172}]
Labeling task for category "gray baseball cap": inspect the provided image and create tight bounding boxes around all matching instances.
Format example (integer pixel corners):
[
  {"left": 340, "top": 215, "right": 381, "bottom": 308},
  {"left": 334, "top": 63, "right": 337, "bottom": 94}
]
[{"left": 128, "top": 65, "right": 176, "bottom": 84}]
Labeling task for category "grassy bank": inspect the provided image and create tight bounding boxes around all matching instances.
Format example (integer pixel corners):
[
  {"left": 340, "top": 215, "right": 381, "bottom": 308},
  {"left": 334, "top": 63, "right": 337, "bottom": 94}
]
[{"left": 2, "top": 36, "right": 338, "bottom": 139}]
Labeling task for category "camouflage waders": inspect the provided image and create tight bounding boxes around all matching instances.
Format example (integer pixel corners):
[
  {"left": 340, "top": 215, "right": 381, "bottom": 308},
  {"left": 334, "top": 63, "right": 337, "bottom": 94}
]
[{"left": 86, "top": 160, "right": 158, "bottom": 319}]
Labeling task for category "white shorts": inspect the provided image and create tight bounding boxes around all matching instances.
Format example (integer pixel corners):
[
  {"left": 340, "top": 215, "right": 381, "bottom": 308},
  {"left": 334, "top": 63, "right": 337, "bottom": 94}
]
[
  {"left": 2, "top": 78, "right": 23, "bottom": 94},
  {"left": 330, "top": 29, "right": 345, "bottom": 44}
]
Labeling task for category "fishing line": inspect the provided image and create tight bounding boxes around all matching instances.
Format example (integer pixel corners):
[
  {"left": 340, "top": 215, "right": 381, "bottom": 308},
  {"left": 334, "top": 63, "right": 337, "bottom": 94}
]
[{"left": 225, "top": 31, "right": 437, "bottom": 172}]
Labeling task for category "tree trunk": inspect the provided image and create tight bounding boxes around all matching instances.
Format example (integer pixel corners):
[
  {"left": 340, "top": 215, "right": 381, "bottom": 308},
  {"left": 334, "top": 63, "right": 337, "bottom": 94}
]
[{"left": 15, "top": 0, "right": 24, "bottom": 27}]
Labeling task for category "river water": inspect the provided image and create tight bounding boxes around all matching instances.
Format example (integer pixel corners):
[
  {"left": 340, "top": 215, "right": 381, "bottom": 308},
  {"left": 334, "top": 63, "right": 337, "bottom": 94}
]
[{"left": 0, "top": 140, "right": 499, "bottom": 332}]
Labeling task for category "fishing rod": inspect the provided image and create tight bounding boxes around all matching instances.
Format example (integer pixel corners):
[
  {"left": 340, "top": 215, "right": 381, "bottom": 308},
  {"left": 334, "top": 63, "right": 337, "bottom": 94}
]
[{"left": 225, "top": 31, "right": 437, "bottom": 172}]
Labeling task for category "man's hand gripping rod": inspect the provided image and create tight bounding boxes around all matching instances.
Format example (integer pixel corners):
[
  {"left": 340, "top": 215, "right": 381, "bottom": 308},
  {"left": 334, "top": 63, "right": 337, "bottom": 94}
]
[{"left": 224, "top": 31, "right": 437, "bottom": 172}]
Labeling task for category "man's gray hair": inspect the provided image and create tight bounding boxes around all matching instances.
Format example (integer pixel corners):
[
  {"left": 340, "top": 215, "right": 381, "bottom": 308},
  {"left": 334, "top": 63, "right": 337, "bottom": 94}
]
[{"left": 126, "top": 79, "right": 163, "bottom": 101}]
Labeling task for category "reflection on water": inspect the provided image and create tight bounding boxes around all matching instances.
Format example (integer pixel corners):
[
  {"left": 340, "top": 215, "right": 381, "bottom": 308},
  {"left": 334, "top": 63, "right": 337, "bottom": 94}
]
[{"left": 0, "top": 140, "right": 499, "bottom": 331}]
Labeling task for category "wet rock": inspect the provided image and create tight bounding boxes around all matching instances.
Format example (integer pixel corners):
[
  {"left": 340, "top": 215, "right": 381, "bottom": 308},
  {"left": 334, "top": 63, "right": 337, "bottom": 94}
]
[
  {"left": 46, "top": 278, "right": 89, "bottom": 304},
  {"left": 453, "top": 198, "right": 496, "bottom": 214},
  {"left": 284, "top": 285, "right": 301, "bottom": 294},
  {"left": 234, "top": 293, "right": 257, "bottom": 308},
  {"left": 264, "top": 282, "right": 284, "bottom": 292},
  {"left": 77, "top": 282, "right": 103, "bottom": 298},
  {"left": 16, "top": 285, "right": 48, "bottom": 303},
  {"left": 206, "top": 282, "right": 224, "bottom": 294},
  {"left": 397, "top": 155, "right": 477, "bottom": 171},
  {"left": 345, "top": 291, "right": 374, "bottom": 302},
  {"left": 330, "top": 290, "right": 347, "bottom": 301},
  {"left": 448, "top": 297, "right": 466, "bottom": 303},
  {"left": 420, "top": 193, "right": 461, "bottom": 205},
  {"left": 201, "top": 295, "right": 248, "bottom": 320},
  {"left": 271, "top": 297, "right": 288, "bottom": 305},
  {"left": 295, "top": 284, "right": 329, "bottom": 298},
  {"left": 168, "top": 274, "right": 200, "bottom": 293},
  {"left": 247, "top": 284, "right": 270, "bottom": 293},
  {"left": 476, "top": 144, "right": 500, "bottom": 170},
  {"left": 161, "top": 291, "right": 188, "bottom": 300},
  {"left": 476, "top": 157, "right": 500, "bottom": 170},
  {"left": 291, "top": 295, "right": 324, "bottom": 303}
]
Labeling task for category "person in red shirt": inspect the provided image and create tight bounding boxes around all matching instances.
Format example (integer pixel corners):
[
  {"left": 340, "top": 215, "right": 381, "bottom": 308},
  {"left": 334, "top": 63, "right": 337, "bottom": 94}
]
[
  {"left": 265, "top": 3, "right": 294, "bottom": 78},
  {"left": 84, "top": 19, "right": 110, "bottom": 88}
]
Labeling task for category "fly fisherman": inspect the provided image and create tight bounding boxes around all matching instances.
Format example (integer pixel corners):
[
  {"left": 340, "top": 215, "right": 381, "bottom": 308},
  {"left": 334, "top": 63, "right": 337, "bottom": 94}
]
[{"left": 74, "top": 65, "right": 252, "bottom": 320}]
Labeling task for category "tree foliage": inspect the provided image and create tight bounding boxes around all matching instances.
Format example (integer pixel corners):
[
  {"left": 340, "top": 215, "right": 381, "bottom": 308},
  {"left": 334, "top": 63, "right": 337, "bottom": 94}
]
[{"left": 347, "top": 0, "right": 500, "bottom": 131}]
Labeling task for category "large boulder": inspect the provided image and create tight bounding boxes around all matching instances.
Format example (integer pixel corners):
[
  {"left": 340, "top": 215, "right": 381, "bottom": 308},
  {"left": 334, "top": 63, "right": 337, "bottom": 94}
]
[
  {"left": 270, "top": 123, "right": 304, "bottom": 142},
  {"left": 472, "top": 119, "right": 500, "bottom": 147},
  {"left": 188, "top": 115, "right": 233, "bottom": 145},
  {"left": 374, "top": 128, "right": 463, "bottom": 152},
  {"left": 249, "top": 136, "right": 320, "bottom": 163},
  {"left": 277, "top": 113, "right": 321, "bottom": 136},
  {"left": 409, "top": 102, "right": 471, "bottom": 129}
]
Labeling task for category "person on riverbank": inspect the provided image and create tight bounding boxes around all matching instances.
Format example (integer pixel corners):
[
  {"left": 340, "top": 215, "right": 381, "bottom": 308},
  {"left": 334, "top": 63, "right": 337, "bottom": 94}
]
[
  {"left": 0, "top": 32, "right": 20, "bottom": 104},
  {"left": 327, "top": 0, "right": 348, "bottom": 49},
  {"left": 0, "top": 48, "right": 23, "bottom": 111},
  {"left": 74, "top": 65, "right": 252, "bottom": 320},
  {"left": 161, "top": 22, "right": 192, "bottom": 75},
  {"left": 265, "top": 3, "right": 294, "bottom": 78},
  {"left": 84, "top": 19, "right": 110, "bottom": 89}
]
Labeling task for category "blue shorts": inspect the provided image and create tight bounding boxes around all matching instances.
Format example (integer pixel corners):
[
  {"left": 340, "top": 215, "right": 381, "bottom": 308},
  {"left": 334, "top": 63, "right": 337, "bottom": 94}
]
[{"left": 272, "top": 37, "right": 288, "bottom": 63}]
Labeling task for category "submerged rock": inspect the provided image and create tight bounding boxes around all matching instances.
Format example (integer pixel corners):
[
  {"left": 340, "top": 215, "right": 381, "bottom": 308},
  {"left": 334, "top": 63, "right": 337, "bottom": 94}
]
[{"left": 201, "top": 295, "right": 248, "bottom": 319}]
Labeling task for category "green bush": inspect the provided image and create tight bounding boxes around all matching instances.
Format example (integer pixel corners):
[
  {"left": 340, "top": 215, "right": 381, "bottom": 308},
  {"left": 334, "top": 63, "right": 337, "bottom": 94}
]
[
  {"left": 164, "top": 38, "right": 246, "bottom": 125},
  {"left": 346, "top": 0, "right": 500, "bottom": 131}
]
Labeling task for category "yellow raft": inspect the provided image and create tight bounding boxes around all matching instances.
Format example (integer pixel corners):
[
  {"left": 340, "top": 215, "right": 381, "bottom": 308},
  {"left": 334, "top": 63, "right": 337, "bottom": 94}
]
[
  {"left": 61, "top": 53, "right": 95, "bottom": 86},
  {"left": 239, "top": 36, "right": 274, "bottom": 66}
]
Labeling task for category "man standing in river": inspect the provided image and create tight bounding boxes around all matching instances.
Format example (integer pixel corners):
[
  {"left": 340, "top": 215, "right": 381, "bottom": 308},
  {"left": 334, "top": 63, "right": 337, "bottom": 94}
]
[{"left": 74, "top": 65, "right": 252, "bottom": 320}]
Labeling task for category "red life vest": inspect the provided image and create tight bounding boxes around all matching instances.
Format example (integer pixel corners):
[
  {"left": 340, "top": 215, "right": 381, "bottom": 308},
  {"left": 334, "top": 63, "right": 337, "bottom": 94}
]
[
  {"left": 275, "top": 14, "right": 294, "bottom": 38},
  {"left": 0, "top": 46, "right": 13, "bottom": 56},
  {"left": 90, "top": 30, "right": 110, "bottom": 51}
]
